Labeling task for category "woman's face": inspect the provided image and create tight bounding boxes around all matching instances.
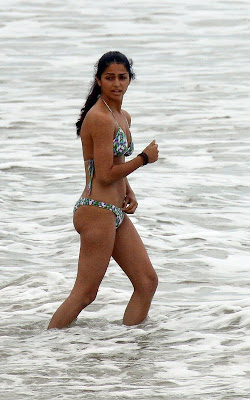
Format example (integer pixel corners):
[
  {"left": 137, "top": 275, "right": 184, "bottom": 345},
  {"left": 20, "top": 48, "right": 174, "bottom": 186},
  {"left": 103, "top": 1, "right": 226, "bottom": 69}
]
[{"left": 97, "top": 63, "right": 130, "bottom": 101}]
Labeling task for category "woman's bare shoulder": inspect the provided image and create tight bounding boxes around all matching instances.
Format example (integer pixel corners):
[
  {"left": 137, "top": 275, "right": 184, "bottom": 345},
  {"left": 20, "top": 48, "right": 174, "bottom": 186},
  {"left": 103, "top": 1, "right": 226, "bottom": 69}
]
[
  {"left": 122, "top": 109, "right": 131, "bottom": 126},
  {"left": 83, "top": 105, "right": 115, "bottom": 138},
  {"left": 86, "top": 104, "right": 112, "bottom": 124},
  {"left": 85, "top": 106, "right": 107, "bottom": 124}
]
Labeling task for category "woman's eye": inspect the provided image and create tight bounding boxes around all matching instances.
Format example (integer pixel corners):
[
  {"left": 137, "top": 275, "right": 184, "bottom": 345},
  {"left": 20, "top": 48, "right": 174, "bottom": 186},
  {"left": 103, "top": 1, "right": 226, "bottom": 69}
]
[{"left": 105, "top": 76, "right": 127, "bottom": 81}]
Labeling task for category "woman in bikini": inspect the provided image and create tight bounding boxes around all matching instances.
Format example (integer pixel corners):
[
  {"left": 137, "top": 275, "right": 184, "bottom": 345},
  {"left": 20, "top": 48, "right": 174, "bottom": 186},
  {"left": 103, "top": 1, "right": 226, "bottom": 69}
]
[{"left": 48, "top": 51, "right": 159, "bottom": 329}]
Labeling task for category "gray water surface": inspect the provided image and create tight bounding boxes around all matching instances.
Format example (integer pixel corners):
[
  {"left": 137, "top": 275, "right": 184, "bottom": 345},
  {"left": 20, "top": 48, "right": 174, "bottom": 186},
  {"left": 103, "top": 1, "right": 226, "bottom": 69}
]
[{"left": 1, "top": 1, "right": 250, "bottom": 399}]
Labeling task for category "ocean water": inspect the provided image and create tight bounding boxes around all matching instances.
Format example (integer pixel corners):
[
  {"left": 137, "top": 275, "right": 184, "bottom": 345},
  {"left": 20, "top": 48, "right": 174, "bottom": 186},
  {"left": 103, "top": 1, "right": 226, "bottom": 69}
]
[{"left": 1, "top": 0, "right": 250, "bottom": 399}]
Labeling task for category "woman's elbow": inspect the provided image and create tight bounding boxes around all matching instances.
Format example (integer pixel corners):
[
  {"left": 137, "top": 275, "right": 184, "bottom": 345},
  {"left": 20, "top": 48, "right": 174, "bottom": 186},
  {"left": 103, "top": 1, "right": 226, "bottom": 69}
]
[{"left": 96, "top": 173, "right": 113, "bottom": 186}]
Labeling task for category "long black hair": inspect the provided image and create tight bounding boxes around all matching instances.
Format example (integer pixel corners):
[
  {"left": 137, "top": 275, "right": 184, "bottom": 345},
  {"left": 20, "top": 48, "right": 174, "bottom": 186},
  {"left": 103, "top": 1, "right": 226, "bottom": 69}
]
[{"left": 76, "top": 51, "right": 135, "bottom": 137}]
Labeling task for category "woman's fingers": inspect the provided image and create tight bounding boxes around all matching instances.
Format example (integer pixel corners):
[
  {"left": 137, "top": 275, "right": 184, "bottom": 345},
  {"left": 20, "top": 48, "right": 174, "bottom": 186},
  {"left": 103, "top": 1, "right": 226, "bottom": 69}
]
[{"left": 123, "top": 198, "right": 138, "bottom": 214}]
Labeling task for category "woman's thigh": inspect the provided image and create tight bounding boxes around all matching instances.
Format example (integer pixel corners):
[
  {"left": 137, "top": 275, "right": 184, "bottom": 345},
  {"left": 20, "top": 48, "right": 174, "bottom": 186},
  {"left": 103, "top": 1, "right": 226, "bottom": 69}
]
[
  {"left": 112, "top": 215, "right": 157, "bottom": 289},
  {"left": 72, "top": 205, "right": 117, "bottom": 292}
]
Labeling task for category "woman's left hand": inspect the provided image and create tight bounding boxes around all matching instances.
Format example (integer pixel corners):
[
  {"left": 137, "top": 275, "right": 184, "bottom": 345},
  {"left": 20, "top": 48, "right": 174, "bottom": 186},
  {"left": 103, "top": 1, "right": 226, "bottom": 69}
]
[{"left": 123, "top": 193, "right": 138, "bottom": 214}]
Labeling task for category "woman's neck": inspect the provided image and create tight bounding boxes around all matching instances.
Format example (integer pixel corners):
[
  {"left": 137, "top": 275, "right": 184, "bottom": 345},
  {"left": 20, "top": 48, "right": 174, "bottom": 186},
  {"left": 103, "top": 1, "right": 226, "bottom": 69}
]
[{"left": 100, "top": 95, "right": 123, "bottom": 113}]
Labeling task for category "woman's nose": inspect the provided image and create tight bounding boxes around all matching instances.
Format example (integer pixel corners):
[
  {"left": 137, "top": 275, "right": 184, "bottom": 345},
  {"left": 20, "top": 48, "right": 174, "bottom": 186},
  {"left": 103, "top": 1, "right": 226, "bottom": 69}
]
[{"left": 113, "top": 77, "right": 120, "bottom": 86}]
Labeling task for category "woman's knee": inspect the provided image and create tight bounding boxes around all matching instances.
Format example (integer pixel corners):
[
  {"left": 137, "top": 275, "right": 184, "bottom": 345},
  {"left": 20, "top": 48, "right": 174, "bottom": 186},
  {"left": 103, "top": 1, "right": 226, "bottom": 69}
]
[
  {"left": 147, "top": 270, "right": 158, "bottom": 293},
  {"left": 70, "top": 285, "right": 99, "bottom": 309},
  {"left": 83, "top": 288, "right": 98, "bottom": 306},
  {"left": 138, "top": 269, "right": 158, "bottom": 296}
]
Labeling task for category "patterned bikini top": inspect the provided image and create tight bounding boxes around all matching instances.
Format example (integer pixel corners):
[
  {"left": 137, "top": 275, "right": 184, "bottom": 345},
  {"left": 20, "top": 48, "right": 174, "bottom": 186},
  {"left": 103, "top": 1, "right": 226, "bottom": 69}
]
[
  {"left": 113, "top": 125, "right": 134, "bottom": 157},
  {"left": 86, "top": 99, "right": 134, "bottom": 195},
  {"left": 102, "top": 98, "right": 134, "bottom": 157}
]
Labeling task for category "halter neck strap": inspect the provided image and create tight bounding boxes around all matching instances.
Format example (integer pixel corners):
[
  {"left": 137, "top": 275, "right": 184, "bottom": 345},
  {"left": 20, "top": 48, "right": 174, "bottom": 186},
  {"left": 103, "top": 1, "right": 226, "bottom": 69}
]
[{"left": 101, "top": 97, "right": 130, "bottom": 128}]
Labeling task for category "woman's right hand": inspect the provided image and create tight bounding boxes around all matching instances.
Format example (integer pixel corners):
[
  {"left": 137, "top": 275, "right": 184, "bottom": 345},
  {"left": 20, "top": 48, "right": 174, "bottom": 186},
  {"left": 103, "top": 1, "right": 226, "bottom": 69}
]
[{"left": 143, "top": 140, "right": 159, "bottom": 163}]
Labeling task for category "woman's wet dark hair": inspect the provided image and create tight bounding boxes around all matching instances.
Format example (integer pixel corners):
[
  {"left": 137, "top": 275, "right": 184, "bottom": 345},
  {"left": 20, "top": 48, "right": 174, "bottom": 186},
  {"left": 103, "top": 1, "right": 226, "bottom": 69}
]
[{"left": 76, "top": 51, "right": 135, "bottom": 137}]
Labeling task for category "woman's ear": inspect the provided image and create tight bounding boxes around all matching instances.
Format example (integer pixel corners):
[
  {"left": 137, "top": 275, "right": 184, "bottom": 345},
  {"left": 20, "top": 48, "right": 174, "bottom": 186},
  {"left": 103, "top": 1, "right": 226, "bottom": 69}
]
[{"left": 96, "top": 77, "right": 101, "bottom": 87}]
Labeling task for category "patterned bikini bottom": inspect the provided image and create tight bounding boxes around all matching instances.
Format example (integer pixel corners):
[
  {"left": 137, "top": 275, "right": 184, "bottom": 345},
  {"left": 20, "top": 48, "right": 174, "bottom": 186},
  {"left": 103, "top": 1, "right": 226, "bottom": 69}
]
[{"left": 73, "top": 197, "right": 124, "bottom": 229}]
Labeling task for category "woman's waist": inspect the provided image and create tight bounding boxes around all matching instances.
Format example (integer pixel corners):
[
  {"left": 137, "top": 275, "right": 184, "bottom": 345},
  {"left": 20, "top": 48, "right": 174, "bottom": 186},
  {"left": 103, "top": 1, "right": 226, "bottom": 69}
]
[{"left": 81, "top": 181, "right": 126, "bottom": 208}]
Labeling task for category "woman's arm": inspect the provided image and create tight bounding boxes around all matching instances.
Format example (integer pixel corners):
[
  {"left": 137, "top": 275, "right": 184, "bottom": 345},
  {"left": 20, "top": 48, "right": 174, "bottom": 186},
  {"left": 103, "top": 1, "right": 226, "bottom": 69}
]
[{"left": 85, "top": 111, "right": 158, "bottom": 186}]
